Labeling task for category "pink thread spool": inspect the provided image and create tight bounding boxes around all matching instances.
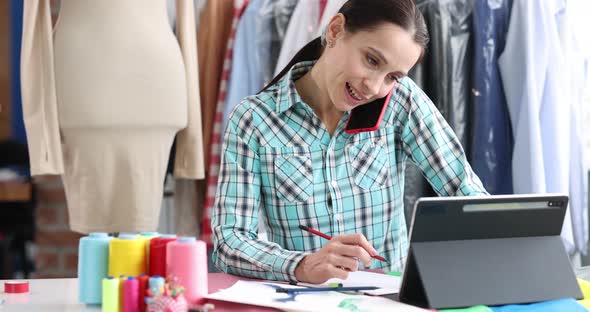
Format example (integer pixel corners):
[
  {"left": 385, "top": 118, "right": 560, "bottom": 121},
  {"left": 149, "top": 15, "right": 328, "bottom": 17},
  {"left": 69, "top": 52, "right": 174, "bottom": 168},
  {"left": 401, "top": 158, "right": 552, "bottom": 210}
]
[
  {"left": 122, "top": 276, "right": 139, "bottom": 312},
  {"left": 166, "top": 237, "right": 208, "bottom": 303}
]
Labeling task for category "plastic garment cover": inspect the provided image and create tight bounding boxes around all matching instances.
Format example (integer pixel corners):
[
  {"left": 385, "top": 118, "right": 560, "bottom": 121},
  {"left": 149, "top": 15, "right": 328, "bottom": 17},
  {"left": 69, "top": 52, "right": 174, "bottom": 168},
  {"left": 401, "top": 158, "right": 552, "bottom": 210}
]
[
  {"left": 268, "top": 0, "right": 298, "bottom": 83},
  {"left": 470, "top": 0, "right": 514, "bottom": 195},
  {"left": 272, "top": 0, "right": 312, "bottom": 77},
  {"left": 404, "top": 0, "right": 475, "bottom": 219},
  {"left": 412, "top": 0, "right": 474, "bottom": 153}
]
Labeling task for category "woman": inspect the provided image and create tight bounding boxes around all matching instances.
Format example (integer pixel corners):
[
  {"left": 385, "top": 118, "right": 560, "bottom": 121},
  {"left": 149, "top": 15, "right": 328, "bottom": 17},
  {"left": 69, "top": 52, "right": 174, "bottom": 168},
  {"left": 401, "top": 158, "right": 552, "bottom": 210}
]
[{"left": 212, "top": 0, "right": 488, "bottom": 284}]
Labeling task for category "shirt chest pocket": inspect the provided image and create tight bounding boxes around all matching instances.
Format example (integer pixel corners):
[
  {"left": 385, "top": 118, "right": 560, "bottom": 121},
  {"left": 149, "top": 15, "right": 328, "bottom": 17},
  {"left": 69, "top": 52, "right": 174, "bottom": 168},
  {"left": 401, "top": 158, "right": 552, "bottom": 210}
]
[
  {"left": 346, "top": 143, "right": 390, "bottom": 190},
  {"left": 274, "top": 154, "right": 314, "bottom": 203}
]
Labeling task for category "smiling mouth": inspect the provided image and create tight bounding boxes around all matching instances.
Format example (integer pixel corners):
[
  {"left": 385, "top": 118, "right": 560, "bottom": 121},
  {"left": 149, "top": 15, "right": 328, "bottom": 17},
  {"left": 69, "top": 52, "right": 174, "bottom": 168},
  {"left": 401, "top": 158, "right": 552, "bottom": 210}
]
[{"left": 346, "top": 82, "right": 363, "bottom": 101}]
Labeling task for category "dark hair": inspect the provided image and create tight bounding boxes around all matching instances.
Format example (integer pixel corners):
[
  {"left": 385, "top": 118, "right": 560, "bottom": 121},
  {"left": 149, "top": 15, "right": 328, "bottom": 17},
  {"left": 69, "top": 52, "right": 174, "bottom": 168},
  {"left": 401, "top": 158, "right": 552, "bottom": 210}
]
[{"left": 261, "top": 0, "right": 429, "bottom": 92}]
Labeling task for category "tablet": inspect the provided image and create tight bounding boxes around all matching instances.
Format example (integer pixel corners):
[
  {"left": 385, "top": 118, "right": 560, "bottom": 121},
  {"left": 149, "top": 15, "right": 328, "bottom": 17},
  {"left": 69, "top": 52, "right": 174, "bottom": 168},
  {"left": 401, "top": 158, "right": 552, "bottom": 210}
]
[{"left": 398, "top": 194, "right": 582, "bottom": 309}]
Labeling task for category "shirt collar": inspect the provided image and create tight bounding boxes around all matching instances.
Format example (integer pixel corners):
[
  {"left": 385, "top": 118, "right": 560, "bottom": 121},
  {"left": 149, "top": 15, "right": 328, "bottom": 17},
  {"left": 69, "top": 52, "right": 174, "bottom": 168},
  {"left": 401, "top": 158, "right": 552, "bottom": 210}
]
[{"left": 275, "top": 60, "right": 316, "bottom": 114}]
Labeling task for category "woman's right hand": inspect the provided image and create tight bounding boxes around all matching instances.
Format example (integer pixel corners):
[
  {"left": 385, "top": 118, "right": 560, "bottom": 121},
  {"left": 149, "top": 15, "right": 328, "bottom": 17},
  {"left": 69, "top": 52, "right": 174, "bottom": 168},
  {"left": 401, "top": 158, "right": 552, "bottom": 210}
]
[{"left": 294, "top": 233, "right": 377, "bottom": 284}]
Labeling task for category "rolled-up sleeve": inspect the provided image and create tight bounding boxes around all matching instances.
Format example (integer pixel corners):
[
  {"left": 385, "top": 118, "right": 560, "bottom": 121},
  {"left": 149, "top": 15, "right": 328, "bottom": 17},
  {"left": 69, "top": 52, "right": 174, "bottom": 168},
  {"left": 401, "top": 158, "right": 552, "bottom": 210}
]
[
  {"left": 211, "top": 105, "right": 307, "bottom": 282},
  {"left": 397, "top": 80, "right": 488, "bottom": 196}
]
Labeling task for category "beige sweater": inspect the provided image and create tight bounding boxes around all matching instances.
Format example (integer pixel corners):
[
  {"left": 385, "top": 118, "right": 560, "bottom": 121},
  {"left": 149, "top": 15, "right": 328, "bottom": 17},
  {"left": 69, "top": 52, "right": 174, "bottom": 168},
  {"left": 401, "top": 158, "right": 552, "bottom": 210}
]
[{"left": 20, "top": 0, "right": 205, "bottom": 180}]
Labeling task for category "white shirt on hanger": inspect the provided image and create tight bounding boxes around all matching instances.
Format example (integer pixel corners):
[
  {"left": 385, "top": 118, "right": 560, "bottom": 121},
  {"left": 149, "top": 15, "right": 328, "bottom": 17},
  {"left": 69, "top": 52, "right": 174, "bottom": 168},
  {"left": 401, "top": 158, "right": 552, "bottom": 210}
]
[
  {"left": 560, "top": 0, "right": 590, "bottom": 254},
  {"left": 499, "top": 0, "right": 575, "bottom": 252},
  {"left": 273, "top": 0, "right": 320, "bottom": 76},
  {"left": 315, "top": 0, "right": 347, "bottom": 36}
]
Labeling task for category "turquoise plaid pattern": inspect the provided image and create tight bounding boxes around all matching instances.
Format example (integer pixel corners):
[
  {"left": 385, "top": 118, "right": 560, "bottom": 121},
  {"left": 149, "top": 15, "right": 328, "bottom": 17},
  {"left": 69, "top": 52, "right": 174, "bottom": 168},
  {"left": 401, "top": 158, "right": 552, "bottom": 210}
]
[{"left": 212, "top": 61, "right": 488, "bottom": 282}]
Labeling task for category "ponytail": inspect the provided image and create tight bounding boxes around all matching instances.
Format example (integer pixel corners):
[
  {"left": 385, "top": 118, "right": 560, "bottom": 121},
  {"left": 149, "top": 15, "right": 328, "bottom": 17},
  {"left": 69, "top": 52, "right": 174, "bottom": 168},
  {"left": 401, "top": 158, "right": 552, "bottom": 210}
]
[
  {"left": 259, "top": 37, "right": 324, "bottom": 93},
  {"left": 260, "top": 0, "right": 429, "bottom": 93}
]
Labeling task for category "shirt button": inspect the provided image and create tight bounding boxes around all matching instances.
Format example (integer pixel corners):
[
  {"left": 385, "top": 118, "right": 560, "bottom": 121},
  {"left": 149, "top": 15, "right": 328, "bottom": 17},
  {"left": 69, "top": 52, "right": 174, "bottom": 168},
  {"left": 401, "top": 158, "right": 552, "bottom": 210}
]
[
  {"left": 331, "top": 180, "right": 337, "bottom": 188},
  {"left": 336, "top": 213, "right": 342, "bottom": 223}
]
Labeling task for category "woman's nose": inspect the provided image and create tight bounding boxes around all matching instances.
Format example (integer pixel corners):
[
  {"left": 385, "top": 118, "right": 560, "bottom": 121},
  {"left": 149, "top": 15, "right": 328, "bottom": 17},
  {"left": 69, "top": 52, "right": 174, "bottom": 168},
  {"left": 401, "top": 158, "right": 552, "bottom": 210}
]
[{"left": 362, "top": 76, "right": 382, "bottom": 97}]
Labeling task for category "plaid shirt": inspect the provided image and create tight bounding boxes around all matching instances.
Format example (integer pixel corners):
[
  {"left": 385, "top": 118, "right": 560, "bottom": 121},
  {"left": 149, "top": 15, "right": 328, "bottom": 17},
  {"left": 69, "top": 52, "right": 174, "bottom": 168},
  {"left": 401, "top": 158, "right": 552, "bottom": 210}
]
[{"left": 212, "top": 61, "right": 488, "bottom": 282}]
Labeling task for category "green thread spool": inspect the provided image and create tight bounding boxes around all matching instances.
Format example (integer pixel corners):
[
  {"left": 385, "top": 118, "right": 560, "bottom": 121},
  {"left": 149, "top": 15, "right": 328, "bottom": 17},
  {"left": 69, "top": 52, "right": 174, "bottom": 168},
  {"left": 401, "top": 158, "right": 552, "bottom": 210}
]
[{"left": 102, "top": 276, "right": 119, "bottom": 312}]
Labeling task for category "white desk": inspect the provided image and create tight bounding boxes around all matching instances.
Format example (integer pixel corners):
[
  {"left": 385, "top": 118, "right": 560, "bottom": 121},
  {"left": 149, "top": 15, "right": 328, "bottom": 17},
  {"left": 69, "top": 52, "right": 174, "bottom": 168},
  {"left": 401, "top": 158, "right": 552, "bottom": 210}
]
[
  {"left": 0, "top": 274, "right": 276, "bottom": 312},
  {"left": 7, "top": 269, "right": 588, "bottom": 311},
  {"left": 0, "top": 278, "right": 98, "bottom": 312}
]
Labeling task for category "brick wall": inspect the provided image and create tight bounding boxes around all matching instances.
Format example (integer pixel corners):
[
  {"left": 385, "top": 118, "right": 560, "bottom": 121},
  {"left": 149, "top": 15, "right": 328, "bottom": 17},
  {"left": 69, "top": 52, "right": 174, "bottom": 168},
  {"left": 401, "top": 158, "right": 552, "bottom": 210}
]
[{"left": 32, "top": 176, "right": 82, "bottom": 278}]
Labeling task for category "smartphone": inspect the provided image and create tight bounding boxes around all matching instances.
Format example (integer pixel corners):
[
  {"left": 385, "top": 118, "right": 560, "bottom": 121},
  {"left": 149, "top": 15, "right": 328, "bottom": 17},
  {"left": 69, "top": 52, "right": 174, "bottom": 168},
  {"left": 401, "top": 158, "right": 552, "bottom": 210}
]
[{"left": 344, "top": 86, "right": 395, "bottom": 134}]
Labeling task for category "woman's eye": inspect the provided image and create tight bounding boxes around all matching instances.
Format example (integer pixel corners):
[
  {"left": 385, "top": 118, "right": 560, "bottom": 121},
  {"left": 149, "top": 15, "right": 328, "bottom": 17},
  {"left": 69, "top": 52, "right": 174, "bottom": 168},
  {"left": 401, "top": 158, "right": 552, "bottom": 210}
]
[
  {"left": 366, "top": 55, "right": 378, "bottom": 66},
  {"left": 387, "top": 74, "right": 398, "bottom": 82}
]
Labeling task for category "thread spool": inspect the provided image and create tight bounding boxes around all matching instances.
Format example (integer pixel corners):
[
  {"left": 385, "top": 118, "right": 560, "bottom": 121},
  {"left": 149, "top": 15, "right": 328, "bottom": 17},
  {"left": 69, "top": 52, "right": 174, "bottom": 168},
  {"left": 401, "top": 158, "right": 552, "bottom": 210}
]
[
  {"left": 149, "top": 234, "right": 177, "bottom": 277},
  {"left": 78, "top": 232, "right": 112, "bottom": 304},
  {"left": 139, "top": 232, "right": 159, "bottom": 238},
  {"left": 118, "top": 275, "right": 126, "bottom": 312},
  {"left": 122, "top": 276, "right": 139, "bottom": 312},
  {"left": 148, "top": 275, "right": 166, "bottom": 297},
  {"left": 166, "top": 237, "right": 208, "bottom": 303},
  {"left": 102, "top": 277, "right": 119, "bottom": 312},
  {"left": 109, "top": 234, "right": 146, "bottom": 278},
  {"left": 4, "top": 281, "right": 29, "bottom": 293},
  {"left": 139, "top": 232, "right": 159, "bottom": 267},
  {"left": 137, "top": 274, "right": 150, "bottom": 312}
]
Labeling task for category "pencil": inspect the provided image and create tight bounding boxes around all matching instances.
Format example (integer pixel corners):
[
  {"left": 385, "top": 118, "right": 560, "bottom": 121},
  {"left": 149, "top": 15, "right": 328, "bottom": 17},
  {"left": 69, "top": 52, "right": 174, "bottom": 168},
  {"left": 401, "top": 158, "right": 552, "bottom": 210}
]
[{"left": 298, "top": 225, "right": 389, "bottom": 263}]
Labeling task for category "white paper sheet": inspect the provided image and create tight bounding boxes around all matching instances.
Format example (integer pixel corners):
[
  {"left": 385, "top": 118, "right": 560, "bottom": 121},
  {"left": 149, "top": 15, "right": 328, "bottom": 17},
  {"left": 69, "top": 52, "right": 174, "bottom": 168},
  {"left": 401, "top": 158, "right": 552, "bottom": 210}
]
[
  {"left": 205, "top": 280, "right": 427, "bottom": 312},
  {"left": 322, "top": 271, "right": 402, "bottom": 295}
]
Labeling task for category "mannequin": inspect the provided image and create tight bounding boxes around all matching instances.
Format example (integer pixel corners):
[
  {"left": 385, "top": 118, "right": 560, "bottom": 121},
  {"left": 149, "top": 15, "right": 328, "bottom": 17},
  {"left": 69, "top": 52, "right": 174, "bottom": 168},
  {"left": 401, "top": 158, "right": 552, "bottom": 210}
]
[{"left": 20, "top": 0, "right": 204, "bottom": 233}]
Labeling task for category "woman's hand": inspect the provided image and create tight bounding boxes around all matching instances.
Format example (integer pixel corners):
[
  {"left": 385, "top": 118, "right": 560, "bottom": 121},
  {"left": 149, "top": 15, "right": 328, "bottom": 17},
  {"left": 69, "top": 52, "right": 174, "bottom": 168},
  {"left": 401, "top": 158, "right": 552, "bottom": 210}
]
[{"left": 294, "top": 233, "right": 377, "bottom": 284}]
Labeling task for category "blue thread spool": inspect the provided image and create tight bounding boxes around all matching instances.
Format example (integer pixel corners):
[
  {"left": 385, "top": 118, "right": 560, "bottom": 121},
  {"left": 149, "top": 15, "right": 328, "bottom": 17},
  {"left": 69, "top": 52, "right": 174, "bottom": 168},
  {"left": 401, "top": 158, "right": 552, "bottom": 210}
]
[
  {"left": 148, "top": 275, "right": 166, "bottom": 297},
  {"left": 78, "top": 232, "right": 112, "bottom": 304},
  {"left": 139, "top": 232, "right": 159, "bottom": 237}
]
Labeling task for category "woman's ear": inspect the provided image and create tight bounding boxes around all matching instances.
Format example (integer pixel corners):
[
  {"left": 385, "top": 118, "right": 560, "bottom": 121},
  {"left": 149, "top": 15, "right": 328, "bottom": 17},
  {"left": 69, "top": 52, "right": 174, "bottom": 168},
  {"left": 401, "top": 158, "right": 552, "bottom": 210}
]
[{"left": 327, "top": 13, "right": 346, "bottom": 42}]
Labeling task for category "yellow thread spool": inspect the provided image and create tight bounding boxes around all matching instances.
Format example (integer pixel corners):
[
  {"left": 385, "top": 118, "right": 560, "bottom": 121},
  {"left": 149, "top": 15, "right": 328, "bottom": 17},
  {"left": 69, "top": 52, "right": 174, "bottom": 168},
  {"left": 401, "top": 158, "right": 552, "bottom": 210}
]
[
  {"left": 108, "top": 234, "right": 146, "bottom": 277},
  {"left": 138, "top": 232, "right": 159, "bottom": 269},
  {"left": 117, "top": 275, "right": 126, "bottom": 312},
  {"left": 579, "top": 278, "right": 590, "bottom": 299},
  {"left": 102, "top": 277, "right": 119, "bottom": 312}
]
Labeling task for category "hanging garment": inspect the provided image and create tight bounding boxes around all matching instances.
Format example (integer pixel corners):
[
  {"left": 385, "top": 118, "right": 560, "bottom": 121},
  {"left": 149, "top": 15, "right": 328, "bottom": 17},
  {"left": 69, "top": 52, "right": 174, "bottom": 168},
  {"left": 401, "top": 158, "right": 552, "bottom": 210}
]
[
  {"left": 10, "top": 0, "right": 26, "bottom": 144},
  {"left": 315, "top": 0, "right": 347, "bottom": 35},
  {"left": 560, "top": 0, "right": 590, "bottom": 254},
  {"left": 169, "top": 0, "right": 209, "bottom": 238},
  {"left": 166, "top": 0, "right": 207, "bottom": 28},
  {"left": 413, "top": 0, "right": 474, "bottom": 153},
  {"left": 273, "top": 0, "right": 321, "bottom": 76},
  {"left": 193, "top": 0, "right": 207, "bottom": 26},
  {"left": 197, "top": 0, "right": 235, "bottom": 168},
  {"left": 269, "top": 0, "right": 298, "bottom": 72},
  {"left": 201, "top": 0, "right": 250, "bottom": 245},
  {"left": 222, "top": 0, "right": 272, "bottom": 133},
  {"left": 470, "top": 0, "right": 513, "bottom": 195},
  {"left": 404, "top": 0, "right": 476, "bottom": 221},
  {"left": 20, "top": 0, "right": 204, "bottom": 233},
  {"left": 498, "top": 0, "right": 575, "bottom": 252}
]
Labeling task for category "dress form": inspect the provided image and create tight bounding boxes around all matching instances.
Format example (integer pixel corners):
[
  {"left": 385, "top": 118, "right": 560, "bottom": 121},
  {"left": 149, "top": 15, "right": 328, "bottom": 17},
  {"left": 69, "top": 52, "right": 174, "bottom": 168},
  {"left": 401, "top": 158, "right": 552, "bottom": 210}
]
[{"left": 20, "top": 0, "right": 205, "bottom": 233}]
